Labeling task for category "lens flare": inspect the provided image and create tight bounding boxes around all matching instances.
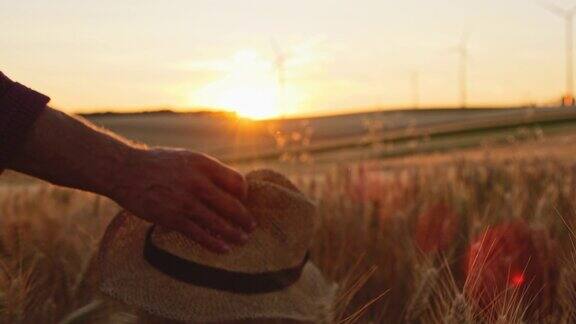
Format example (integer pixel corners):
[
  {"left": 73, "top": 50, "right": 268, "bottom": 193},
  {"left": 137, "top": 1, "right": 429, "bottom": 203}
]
[{"left": 510, "top": 273, "right": 525, "bottom": 287}]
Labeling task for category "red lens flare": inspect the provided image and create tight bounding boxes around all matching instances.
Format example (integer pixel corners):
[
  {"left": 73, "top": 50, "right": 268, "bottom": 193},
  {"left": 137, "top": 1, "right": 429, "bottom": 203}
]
[{"left": 510, "top": 273, "right": 525, "bottom": 287}]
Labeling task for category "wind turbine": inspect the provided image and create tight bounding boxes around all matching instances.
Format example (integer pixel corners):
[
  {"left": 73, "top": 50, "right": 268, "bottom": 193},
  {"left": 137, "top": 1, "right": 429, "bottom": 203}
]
[
  {"left": 270, "top": 39, "right": 287, "bottom": 117},
  {"left": 411, "top": 70, "right": 421, "bottom": 109},
  {"left": 456, "top": 32, "right": 470, "bottom": 109},
  {"left": 539, "top": 1, "right": 576, "bottom": 106}
]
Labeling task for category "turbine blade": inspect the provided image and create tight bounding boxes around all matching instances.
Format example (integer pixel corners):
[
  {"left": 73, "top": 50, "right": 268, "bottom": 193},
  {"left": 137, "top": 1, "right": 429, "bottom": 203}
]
[{"left": 537, "top": 0, "right": 567, "bottom": 17}]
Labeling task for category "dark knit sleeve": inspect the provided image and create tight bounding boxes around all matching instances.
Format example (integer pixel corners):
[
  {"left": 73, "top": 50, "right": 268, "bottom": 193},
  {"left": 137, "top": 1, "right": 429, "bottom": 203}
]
[{"left": 0, "top": 72, "right": 50, "bottom": 171}]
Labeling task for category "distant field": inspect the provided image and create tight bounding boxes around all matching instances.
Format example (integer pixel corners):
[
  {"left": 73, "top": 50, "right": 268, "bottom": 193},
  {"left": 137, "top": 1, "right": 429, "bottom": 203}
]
[{"left": 86, "top": 107, "right": 576, "bottom": 165}]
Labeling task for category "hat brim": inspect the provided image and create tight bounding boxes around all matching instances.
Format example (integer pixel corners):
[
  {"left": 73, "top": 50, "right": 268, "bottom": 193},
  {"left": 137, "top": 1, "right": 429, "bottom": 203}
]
[{"left": 98, "top": 212, "right": 337, "bottom": 323}]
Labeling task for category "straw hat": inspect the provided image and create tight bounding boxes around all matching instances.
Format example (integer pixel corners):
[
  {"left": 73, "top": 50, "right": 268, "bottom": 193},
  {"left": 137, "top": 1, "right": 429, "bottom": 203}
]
[{"left": 98, "top": 169, "right": 337, "bottom": 323}]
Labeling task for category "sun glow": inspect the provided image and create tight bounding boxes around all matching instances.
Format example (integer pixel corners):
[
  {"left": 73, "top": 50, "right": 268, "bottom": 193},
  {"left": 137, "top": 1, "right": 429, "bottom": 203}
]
[
  {"left": 214, "top": 84, "right": 280, "bottom": 120},
  {"left": 187, "top": 49, "right": 306, "bottom": 120}
]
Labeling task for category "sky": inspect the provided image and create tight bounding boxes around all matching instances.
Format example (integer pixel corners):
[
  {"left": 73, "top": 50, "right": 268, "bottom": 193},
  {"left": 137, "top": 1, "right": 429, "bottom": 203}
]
[{"left": 1, "top": 0, "right": 575, "bottom": 118}]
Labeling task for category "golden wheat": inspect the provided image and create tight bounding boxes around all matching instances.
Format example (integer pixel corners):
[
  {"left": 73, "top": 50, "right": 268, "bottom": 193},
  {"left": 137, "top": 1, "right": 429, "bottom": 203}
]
[{"left": 0, "top": 135, "right": 576, "bottom": 323}]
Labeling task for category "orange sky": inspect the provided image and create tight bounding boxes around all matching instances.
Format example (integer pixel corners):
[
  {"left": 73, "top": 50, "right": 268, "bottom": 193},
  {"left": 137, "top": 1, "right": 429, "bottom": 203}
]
[{"left": 1, "top": 0, "right": 574, "bottom": 118}]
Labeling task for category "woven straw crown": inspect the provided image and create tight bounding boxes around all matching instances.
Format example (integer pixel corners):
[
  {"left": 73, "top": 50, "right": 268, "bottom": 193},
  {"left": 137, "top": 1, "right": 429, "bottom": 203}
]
[{"left": 151, "top": 169, "right": 315, "bottom": 273}]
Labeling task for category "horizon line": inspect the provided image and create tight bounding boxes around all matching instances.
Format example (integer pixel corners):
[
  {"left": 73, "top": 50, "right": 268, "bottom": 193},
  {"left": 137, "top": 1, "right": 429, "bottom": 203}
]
[{"left": 75, "top": 103, "right": 551, "bottom": 120}]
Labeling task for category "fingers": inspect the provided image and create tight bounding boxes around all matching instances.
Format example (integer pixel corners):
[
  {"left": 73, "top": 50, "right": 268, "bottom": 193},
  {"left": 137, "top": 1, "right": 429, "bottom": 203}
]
[
  {"left": 152, "top": 198, "right": 249, "bottom": 254},
  {"left": 168, "top": 215, "right": 232, "bottom": 254},
  {"left": 128, "top": 150, "right": 258, "bottom": 254},
  {"left": 182, "top": 199, "right": 248, "bottom": 245},
  {"left": 198, "top": 182, "right": 256, "bottom": 233},
  {"left": 202, "top": 157, "right": 247, "bottom": 199}
]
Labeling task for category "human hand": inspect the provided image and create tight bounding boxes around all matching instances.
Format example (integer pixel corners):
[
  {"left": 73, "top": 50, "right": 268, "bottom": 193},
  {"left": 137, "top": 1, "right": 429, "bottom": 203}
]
[{"left": 110, "top": 148, "right": 255, "bottom": 254}]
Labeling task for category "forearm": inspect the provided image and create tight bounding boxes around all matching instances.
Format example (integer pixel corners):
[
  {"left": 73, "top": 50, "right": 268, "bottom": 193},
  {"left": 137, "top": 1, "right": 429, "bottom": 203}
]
[
  {"left": 6, "top": 107, "right": 142, "bottom": 197},
  {"left": 1, "top": 73, "right": 253, "bottom": 253}
]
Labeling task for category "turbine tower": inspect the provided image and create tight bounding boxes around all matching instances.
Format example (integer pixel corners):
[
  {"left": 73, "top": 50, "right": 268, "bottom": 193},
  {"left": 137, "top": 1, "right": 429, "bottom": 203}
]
[
  {"left": 539, "top": 1, "right": 576, "bottom": 106},
  {"left": 457, "top": 33, "right": 470, "bottom": 109},
  {"left": 271, "top": 39, "right": 287, "bottom": 117},
  {"left": 411, "top": 70, "right": 421, "bottom": 109}
]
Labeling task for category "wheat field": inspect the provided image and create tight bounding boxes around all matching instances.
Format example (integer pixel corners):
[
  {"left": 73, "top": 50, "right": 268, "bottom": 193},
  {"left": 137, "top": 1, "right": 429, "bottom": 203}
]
[{"left": 1, "top": 132, "right": 576, "bottom": 323}]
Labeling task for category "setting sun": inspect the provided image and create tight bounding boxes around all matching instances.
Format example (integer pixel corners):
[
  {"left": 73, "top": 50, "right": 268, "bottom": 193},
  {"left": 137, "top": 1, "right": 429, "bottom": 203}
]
[
  {"left": 192, "top": 77, "right": 282, "bottom": 120},
  {"left": 187, "top": 50, "right": 283, "bottom": 119},
  {"left": 187, "top": 49, "right": 309, "bottom": 120},
  {"left": 217, "top": 85, "right": 280, "bottom": 120}
]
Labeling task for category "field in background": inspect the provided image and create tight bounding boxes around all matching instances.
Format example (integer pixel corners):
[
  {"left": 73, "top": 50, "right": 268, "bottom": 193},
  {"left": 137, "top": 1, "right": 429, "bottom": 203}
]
[
  {"left": 84, "top": 107, "right": 576, "bottom": 165},
  {"left": 1, "top": 108, "right": 576, "bottom": 323}
]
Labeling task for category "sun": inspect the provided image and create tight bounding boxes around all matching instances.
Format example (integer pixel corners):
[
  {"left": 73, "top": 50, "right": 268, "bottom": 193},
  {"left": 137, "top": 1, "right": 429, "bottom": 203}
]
[
  {"left": 187, "top": 50, "right": 292, "bottom": 120},
  {"left": 193, "top": 80, "right": 282, "bottom": 120},
  {"left": 216, "top": 84, "right": 281, "bottom": 120}
]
